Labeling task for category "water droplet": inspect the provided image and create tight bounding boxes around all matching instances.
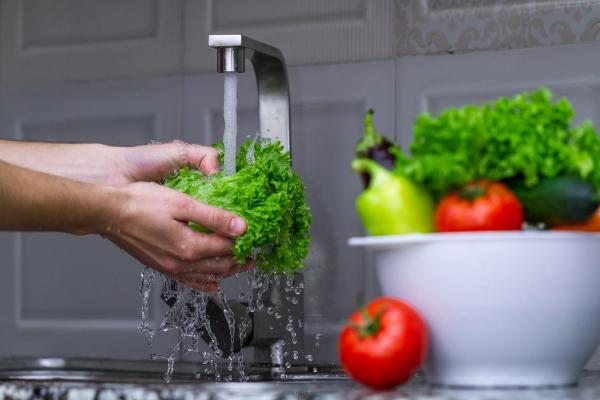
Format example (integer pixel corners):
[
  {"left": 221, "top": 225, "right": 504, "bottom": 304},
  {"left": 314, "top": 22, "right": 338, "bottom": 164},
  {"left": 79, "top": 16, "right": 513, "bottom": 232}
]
[
  {"left": 292, "top": 351, "right": 299, "bottom": 360},
  {"left": 313, "top": 367, "right": 318, "bottom": 373},
  {"left": 305, "top": 354, "right": 314, "bottom": 362},
  {"left": 275, "top": 312, "right": 282, "bottom": 319},
  {"left": 266, "top": 306, "right": 274, "bottom": 315}
]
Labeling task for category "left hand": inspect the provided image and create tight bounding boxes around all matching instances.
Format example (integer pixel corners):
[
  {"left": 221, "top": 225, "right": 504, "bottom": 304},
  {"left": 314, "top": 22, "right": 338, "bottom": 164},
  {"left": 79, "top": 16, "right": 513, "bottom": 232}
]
[{"left": 112, "top": 140, "right": 221, "bottom": 185}]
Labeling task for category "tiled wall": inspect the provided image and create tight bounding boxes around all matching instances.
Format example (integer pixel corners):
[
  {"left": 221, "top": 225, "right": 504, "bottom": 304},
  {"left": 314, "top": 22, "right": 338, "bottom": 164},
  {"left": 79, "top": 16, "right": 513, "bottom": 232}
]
[{"left": 397, "top": 1, "right": 600, "bottom": 56}]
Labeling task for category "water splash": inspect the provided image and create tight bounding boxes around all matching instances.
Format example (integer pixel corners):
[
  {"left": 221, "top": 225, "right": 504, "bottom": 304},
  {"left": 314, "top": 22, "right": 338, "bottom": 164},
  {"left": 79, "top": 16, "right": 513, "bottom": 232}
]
[
  {"left": 138, "top": 268, "right": 156, "bottom": 345},
  {"left": 138, "top": 269, "right": 286, "bottom": 382}
]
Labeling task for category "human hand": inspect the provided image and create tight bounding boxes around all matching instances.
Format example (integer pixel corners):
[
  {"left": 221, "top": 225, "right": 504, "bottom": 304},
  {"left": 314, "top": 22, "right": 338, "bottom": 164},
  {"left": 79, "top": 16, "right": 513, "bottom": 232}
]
[
  {"left": 112, "top": 140, "right": 220, "bottom": 185},
  {"left": 101, "top": 182, "right": 251, "bottom": 293}
]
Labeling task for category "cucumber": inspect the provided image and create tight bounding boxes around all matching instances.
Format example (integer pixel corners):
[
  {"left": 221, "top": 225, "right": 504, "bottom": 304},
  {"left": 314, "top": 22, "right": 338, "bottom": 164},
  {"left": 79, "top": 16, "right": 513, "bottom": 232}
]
[{"left": 506, "top": 176, "right": 599, "bottom": 227}]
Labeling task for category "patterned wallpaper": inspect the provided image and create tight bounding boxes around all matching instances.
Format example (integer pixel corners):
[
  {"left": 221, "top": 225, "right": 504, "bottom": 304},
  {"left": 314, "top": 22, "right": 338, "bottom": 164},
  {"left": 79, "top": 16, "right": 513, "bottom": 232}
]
[{"left": 396, "top": 0, "right": 600, "bottom": 55}]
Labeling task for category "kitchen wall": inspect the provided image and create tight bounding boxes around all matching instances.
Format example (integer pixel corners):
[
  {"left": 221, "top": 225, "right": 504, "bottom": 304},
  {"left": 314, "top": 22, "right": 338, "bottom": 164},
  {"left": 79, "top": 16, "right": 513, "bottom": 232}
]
[{"left": 1, "top": 0, "right": 600, "bottom": 367}]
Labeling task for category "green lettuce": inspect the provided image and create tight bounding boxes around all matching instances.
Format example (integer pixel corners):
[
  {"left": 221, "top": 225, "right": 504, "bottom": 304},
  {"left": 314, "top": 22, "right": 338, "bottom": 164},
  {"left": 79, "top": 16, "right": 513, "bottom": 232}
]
[
  {"left": 164, "top": 139, "right": 311, "bottom": 273},
  {"left": 396, "top": 88, "right": 600, "bottom": 198}
]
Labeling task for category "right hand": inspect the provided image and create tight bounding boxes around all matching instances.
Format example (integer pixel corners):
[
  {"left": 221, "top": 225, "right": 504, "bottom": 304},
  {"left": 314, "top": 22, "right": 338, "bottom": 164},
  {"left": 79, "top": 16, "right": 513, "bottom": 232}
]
[{"left": 101, "top": 182, "right": 251, "bottom": 293}]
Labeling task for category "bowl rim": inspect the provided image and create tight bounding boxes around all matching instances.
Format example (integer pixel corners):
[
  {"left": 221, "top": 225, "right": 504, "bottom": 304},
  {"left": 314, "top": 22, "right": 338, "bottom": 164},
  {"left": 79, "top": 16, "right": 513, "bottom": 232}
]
[{"left": 348, "top": 231, "right": 600, "bottom": 248}]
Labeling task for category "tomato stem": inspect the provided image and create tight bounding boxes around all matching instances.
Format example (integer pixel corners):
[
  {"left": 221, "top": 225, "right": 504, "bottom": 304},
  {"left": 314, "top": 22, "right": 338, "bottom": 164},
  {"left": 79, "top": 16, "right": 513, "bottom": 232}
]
[
  {"left": 350, "top": 305, "right": 387, "bottom": 339},
  {"left": 460, "top": 181, "right": 486, "bottom": 200}
]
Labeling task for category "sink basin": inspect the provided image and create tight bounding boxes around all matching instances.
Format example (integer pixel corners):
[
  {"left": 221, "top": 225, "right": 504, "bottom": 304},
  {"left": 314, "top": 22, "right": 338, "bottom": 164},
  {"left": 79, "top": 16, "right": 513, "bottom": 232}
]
[
  {"left": 0, "top": 357, "right": 347, "bottom": 384},
  {"left": 0, "top": 357, "right": 354, "bottom": 400}
]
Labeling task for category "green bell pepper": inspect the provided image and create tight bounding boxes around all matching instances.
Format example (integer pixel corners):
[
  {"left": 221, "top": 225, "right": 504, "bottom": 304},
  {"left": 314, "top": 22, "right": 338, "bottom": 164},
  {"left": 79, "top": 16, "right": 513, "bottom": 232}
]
[{"left": 352, "top": 158, "right": 435, "bottom": 235}]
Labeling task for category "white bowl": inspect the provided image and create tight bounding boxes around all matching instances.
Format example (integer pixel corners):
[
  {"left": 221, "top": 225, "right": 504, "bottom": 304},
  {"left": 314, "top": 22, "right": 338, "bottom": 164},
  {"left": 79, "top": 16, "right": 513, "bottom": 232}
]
[{"left": 349, "top": 231, "right": 600, "bottom": 387}]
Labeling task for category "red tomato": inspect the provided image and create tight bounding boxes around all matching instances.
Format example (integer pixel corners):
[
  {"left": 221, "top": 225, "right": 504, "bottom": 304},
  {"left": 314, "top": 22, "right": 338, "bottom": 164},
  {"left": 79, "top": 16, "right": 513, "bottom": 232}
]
[
  {"left": 338, "top": 297, "right": 428, "bottom": 389},
  {"left": 435, "top": 180, "right": 523, "bottom": 232}
]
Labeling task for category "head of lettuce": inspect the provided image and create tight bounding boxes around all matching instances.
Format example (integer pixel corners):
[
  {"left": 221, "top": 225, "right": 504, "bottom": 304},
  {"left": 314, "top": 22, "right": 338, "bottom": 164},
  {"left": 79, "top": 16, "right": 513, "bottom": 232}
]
[{"left": 163, "top": 139, "right": 311, "bottom": 274}]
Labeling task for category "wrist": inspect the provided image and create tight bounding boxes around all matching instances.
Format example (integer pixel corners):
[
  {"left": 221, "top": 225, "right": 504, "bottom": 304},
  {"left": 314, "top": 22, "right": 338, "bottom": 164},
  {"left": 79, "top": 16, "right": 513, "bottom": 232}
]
[
  {"left": 78, "top": 183, "right": 128, "bottom": 236},
  {"left": 91, "top": 144, "right": 129, "bottom": 186}
]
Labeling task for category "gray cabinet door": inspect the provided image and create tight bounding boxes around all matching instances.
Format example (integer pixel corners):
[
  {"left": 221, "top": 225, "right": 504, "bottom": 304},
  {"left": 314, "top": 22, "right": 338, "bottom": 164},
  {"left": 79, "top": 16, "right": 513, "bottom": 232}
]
[{"left": 0, "top": 0, "right": 183, "bottom": 84}]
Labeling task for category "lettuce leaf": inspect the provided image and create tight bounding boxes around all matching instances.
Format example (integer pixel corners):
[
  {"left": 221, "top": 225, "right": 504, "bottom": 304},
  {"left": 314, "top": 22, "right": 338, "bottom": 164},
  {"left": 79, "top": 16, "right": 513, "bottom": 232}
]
[
  {"left": 396, "top": 88, "right": 600, "bottom": 198},
  {"left": 164, "top": 139, "right": 311, "bottom": 273}
]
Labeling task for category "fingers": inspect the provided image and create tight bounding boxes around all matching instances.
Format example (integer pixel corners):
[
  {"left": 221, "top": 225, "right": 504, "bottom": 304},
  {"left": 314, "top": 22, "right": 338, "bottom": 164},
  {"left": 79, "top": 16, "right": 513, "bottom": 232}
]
[
  {"left": 181, "top": 280, "right": 219, "bottom": 294},
  {"left": 174, "top": 141, "right": 221, "bottom": 176},
  {"left": 176, "top": 199, "right": 247, "bottom": 238},
  {"left": 176, "top": 260, "right": 255, "bottom": 294},
  {"left": 179, "top": 255, "right": 237, "bottom": 275},
  {"left": 178, "top": 258, "right": 256, "bottom": 278}
]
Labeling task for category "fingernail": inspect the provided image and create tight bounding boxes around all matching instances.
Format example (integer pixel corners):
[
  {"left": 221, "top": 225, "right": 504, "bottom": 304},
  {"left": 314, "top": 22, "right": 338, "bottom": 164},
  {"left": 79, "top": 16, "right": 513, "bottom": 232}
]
[
  {"left": 206, "top": 283, "right": 218, "bottom": 295},
  {"left": 229, "top": 217, "right": 246, "bottom": 235}
]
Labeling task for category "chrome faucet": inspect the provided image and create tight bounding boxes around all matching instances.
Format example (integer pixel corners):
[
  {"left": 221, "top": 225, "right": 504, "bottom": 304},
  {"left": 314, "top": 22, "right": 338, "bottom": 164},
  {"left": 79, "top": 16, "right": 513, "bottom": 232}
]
[
  {"left": 208, "top": 34, "right": 291, "bottom": 151},
  {"left": 207, "top": 34, "right": 302, "bottom": 366}
]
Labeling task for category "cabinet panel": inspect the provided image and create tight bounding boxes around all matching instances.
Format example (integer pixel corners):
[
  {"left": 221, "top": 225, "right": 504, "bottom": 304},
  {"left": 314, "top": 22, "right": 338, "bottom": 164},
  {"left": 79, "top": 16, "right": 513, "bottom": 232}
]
[
  {"left": 210, "top": 0, "right": 364, "bottom": 30},
  {"left": 22, "top": 0, "right": 157, "bottom": 48},
  {"left": 184, "top": 0, "right": 396, "bottom": 72},
  {"left": 0, "top": 0, "right": 182, "bottom": 83}
]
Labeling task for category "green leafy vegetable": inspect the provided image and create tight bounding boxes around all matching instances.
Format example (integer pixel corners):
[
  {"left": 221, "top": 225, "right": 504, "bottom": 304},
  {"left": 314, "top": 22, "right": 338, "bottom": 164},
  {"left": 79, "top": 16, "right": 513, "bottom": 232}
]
[
  {"left": 164, "top": 139, "right": 311, "bottom": 273},
  {"left": 395, "top": 88, "right": 600, "bottom": 198}
]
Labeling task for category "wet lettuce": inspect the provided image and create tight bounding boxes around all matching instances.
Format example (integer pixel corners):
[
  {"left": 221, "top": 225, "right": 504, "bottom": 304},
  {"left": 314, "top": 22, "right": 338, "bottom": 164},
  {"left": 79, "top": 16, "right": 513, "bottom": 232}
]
[{"left": 164, "top": 139, "right": 311, "bottom": 273}]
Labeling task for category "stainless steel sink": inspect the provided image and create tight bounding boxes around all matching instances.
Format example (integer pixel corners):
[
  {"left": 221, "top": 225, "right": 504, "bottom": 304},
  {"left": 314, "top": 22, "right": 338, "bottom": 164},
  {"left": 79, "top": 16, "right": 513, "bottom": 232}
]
[
  {"left": 0, "top": 357, "right": 348, "bottom": 384},
  {"left": 0, "top": 357, "right": 355, "bottom": 400}
]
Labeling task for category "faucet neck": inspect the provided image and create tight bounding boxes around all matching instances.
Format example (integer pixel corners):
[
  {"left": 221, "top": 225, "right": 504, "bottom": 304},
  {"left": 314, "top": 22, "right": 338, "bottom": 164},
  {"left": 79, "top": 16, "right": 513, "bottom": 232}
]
[{"left": 209, "top": 34, "right": 291, "bottom": 154}]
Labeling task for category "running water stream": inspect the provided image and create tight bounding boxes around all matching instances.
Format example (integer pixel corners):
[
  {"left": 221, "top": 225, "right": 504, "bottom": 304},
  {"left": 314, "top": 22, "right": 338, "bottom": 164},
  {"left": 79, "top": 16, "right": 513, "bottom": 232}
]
[{"left": 223, "top": 72, "right": 238, "bottom": 176}]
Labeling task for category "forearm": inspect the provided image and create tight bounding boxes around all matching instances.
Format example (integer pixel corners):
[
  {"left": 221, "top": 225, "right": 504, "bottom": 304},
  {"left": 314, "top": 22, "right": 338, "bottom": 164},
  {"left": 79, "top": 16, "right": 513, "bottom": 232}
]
[
  {"left": 0, "top": 159, "right": 120, "bottom": 235},
  {"left": 0, "top": 139, "right": 126, "bottom": 185}
]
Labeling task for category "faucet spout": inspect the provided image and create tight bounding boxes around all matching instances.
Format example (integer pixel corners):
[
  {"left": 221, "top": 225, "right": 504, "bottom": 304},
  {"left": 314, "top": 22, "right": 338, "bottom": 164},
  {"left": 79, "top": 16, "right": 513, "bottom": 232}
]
[{"left": 209, "top": 34, "right": 291, "bottom": 152}]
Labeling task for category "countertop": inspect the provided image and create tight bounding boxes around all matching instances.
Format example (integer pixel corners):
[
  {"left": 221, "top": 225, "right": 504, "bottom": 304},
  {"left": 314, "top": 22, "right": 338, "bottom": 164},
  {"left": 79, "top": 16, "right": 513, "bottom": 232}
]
[{"left": 4, "top": 372, "right": 600, "bottom": 399}]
